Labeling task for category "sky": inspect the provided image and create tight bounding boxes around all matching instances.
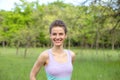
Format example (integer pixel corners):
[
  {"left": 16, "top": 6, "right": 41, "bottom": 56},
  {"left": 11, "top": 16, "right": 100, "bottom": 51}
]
[{"left": 0, "top": 0, "right": 84, "bottom": 11}]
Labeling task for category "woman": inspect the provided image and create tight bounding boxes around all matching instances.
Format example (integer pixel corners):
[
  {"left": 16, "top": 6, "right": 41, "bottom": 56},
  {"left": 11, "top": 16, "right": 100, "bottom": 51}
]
[{"left": 30, "top": 20, "right": 75, "bottom": 80}]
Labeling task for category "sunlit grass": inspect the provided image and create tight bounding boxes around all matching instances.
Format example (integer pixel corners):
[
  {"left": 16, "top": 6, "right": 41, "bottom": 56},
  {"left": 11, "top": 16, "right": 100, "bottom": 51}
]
[{"left": 0, "top": 47, "right": 120, "bottom": 80}]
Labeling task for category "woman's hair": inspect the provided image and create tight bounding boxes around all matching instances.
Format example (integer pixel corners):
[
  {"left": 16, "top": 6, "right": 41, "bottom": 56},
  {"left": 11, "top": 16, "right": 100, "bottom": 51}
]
[{"left": 49, "top": 20, "right": 67, "bottom": 34}]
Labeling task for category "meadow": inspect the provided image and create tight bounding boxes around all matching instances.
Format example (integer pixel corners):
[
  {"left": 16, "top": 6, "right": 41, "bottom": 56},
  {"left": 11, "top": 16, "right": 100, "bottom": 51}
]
[{"left": 0, "top": 47, "right": 120, "bottom": 80}]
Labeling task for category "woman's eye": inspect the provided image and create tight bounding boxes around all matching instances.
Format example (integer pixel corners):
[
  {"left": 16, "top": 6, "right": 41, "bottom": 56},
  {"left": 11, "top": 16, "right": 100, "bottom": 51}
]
[
  {"left": 52, "top": 33, "right": 56, "bottom": 35},
  {"left": 59, "top": 33, "right": 63, "bottom": 35}
]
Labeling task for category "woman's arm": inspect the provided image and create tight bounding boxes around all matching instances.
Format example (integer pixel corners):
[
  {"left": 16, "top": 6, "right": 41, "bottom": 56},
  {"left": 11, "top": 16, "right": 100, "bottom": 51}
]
[{"left": 30, "top": 51, "right": 48, "bottom": 80}]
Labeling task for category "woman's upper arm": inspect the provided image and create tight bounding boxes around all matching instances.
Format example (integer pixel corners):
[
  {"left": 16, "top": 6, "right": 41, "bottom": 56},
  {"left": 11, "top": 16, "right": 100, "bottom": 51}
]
[{"left": 30, "top": 51, "right": 48, "bottom": 76}]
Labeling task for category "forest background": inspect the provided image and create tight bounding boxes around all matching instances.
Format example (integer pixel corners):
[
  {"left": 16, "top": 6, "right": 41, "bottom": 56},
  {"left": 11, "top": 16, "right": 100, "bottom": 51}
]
[{"left": 0, "top": 0, "right": 120, "bottom": 56}]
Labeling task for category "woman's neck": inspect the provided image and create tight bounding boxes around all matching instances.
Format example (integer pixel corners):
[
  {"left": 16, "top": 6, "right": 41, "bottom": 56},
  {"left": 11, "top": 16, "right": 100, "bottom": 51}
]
[{"left": 52, "top": 45, "right": 64, "bottom": 54}]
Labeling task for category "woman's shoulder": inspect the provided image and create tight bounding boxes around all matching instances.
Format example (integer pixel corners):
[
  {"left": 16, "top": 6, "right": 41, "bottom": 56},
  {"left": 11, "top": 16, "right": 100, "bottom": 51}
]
[
  {"left": 65, "top": 49, "right": 76, "bottom": 62},
  {"left": 38, "top": 49, "right": 50, "bottom": 59},
  {"left": 65, "top": 49, "right": 75, "bottom": 56}
]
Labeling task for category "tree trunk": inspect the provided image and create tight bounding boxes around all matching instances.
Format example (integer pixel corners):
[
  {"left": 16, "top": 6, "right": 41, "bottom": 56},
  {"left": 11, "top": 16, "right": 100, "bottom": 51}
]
[
  {"left": 33, "top": 41, "right": 37, "bottom": 48},
  {"left": 24, "top": 46, "right": 27, "bottom": 58},
  {"left": 24, "top": 42, "right": 29, "bottom": 58},
  {"left": 68, "top": 36, "right": 71, "bottom": 49},
  {"left": 16, "top": 41, "right": 20, "bottom": 55},
  {"left": 90, "top": 43, "right": 94, "bottom": 48},
  {"left": 2, "top": 41, "right": 5, "bottom": 48},
  {"left": 95, "top": 28, "right": 100, "bottom": 54},
  {"left": 111, "top": 31, "right": 115, "bottom": 50},
  {"left": 112, "top": 42, "right": 115, "bottom": 50}
]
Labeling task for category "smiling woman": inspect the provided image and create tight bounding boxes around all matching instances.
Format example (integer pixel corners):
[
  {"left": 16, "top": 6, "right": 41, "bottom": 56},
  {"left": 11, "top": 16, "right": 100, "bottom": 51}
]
[
  {"left": 30, "top": 20, "right": 75, "bottom": 80},
  {"left": 49, "top": 20, "right": 67, "bottom": 47},
  {"left": 50, "top": 27, "right": 66, "bottom": 46}
]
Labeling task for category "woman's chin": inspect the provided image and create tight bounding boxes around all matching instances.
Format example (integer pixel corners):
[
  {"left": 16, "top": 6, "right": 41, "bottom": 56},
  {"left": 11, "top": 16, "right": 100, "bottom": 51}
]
[{"left": 54, "top": 43, "right": 62, "bottom": 47}]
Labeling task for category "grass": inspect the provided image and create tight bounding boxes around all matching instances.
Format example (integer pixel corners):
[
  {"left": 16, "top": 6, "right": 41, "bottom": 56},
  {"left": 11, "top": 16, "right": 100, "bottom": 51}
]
[{"left": 0, "top": 47, "right": 120, "bottom": 80}]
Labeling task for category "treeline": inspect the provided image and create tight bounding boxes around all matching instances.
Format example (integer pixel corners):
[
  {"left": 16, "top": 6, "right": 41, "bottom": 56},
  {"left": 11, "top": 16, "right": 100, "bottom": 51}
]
[{"left": 0, "top": 0, "right": 120, "bottom": 50}]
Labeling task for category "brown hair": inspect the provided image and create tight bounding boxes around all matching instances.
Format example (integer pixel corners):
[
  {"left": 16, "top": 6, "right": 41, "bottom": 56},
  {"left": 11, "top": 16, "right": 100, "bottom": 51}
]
[{"left": 49, "top": 20, "right": 67, "bottom": 34}]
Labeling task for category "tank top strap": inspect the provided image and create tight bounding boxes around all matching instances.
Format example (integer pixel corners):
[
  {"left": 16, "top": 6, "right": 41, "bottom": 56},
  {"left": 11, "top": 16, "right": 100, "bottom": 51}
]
[
  {"left": 47, "top": 49, "right": 54, "bottom": 62},
  {"left": 65, "top": 49, "right": 72, "bottom": 62}
]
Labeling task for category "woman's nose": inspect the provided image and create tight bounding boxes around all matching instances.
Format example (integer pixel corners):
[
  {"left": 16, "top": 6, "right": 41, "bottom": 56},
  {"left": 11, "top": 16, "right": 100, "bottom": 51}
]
[{"left": 56, "top": 34, "right": 60, "bottom": 38}]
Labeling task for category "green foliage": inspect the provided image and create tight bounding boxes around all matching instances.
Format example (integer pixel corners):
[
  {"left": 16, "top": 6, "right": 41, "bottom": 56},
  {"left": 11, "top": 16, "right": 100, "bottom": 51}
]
[{"left": 0, "top": 0, "right": 119, "bottom": 49}]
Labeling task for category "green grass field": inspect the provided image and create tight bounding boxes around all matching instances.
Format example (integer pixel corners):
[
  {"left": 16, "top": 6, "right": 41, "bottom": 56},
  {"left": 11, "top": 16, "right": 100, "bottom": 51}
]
[{"left": 0, "top": 47, "right": 120, "bottom": 80}]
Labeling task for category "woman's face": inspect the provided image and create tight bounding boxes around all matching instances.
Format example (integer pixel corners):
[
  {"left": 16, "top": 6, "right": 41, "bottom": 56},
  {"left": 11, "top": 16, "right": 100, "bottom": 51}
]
[{"left": 50, "top": 26, "right": 67, "bottom": 47}]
